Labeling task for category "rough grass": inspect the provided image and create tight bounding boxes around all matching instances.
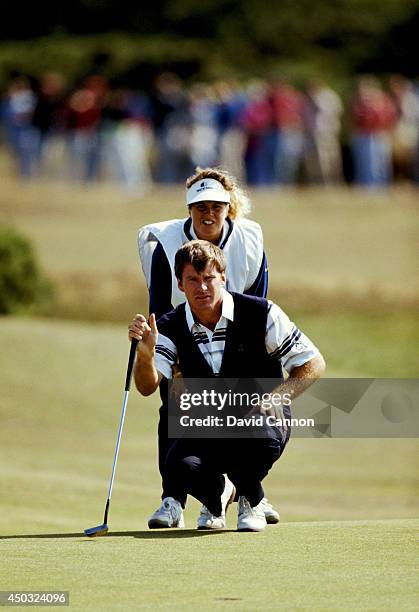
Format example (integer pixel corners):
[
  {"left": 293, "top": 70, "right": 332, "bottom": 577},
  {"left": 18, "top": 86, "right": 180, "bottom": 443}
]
[{"left": 0, "top": 179, "right": 417, "bottom": 321}]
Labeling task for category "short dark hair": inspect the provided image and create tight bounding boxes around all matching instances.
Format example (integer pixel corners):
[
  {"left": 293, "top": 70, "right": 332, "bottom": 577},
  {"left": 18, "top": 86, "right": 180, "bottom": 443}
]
[{"left": 174, "top": 240, "right": 227, "bottom": 281}]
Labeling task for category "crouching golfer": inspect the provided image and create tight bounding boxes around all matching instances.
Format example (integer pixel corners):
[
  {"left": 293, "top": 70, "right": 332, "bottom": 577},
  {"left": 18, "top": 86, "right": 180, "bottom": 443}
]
[{"left": 128, "top": 240, "right": 325, "bottom": 531}]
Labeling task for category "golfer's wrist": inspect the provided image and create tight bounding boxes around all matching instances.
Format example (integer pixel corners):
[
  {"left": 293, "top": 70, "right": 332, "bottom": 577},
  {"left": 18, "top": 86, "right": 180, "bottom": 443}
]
[
  {"left": 137, "top": 350, "right": 156, "bottom": 368},
  {"left": 137, "top": 343, "right": 155, "bottom": 356}
]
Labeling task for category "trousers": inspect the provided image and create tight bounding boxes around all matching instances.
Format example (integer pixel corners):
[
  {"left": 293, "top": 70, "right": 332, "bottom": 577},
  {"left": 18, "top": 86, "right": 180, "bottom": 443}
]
[{"left": 161, "top": 434, "right": 288, "bottom": 516}]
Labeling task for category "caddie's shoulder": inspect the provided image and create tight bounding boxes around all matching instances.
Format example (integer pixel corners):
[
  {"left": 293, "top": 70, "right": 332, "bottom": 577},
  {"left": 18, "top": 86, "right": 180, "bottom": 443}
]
[
  {"left": 138, "top": 218, "right": 184, "bottom": 242},
  {"left": 236, "top": 217, "right": 262, "bottom": 231},
  {"left": 137, "top": 219, "right": 184, "bottom": 276},
  {"left": 235, "top": 218, "right": 263, "bottom": 242},
  {"left": 234, "top": 219, "right": 264, "bottom": 263}
]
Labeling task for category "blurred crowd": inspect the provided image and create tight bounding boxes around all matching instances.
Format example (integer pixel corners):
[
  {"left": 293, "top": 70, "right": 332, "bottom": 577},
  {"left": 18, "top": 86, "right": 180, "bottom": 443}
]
[{"left": 1, "top": 71, "right": 419, "bottom": 191}]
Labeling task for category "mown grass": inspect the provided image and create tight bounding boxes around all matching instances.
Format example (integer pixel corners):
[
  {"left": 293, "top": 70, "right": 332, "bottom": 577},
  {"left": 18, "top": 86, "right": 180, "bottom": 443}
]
[
  {"left": 0, "top": 181, "right": 418, "bottom": 609},
  {"left": 0, "top": 317, "right": 418, "bottom": 610},
  {"left": 1, "top": 520, "right": 418, "bottom": 611},
  {"left": 1, "top": 316, "right": 417, "bottom": 528}
]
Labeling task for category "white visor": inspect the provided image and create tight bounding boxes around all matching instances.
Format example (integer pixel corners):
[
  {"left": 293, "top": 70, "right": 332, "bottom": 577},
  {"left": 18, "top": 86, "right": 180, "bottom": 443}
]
[{"left": 186, "top": 178, "right": 231, "bottom": 206}]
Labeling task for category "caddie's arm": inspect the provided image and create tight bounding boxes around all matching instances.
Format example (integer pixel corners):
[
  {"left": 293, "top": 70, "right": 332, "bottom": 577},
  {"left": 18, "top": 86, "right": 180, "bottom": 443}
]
[{"left": 128, "top": 313, "right": 163, "bottom": 396}]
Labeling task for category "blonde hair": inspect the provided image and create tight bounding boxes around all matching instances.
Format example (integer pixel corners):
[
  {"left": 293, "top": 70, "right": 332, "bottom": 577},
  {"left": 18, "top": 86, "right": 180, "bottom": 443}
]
[{"left": 186, "top": 167, "right": 251, "bottom": 220}]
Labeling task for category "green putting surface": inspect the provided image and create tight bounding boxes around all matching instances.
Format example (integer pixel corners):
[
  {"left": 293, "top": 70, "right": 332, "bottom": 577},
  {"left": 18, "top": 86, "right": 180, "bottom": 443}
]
[
  {"left": 1, "top": 520, "right": 418, "bottom": 610},
  {"left": 1, "top": 318, "right": 418, "bottom": 609}
]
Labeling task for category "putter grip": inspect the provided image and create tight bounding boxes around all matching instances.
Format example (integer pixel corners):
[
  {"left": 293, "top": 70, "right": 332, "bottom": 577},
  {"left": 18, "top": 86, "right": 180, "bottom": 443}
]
[{"left": 125, "top": 338, "right": 139, "bottom": 391}]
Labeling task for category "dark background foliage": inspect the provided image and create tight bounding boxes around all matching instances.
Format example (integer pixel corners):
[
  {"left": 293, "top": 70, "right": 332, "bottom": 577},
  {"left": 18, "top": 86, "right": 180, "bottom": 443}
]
[{"left": 0, "top": 0, "right": 418, "bottom": 90}]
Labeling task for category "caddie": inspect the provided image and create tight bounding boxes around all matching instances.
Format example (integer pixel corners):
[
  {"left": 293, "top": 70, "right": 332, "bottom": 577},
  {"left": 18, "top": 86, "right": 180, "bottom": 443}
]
[{"left": 138, "top": 166, "right": 282, "bottom": 527}]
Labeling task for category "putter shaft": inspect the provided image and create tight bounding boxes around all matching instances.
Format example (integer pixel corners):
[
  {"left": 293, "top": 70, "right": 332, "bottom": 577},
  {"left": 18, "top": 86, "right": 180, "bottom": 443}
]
[{"left": 84, "top": 339, "right": 138, "bottom": 537}]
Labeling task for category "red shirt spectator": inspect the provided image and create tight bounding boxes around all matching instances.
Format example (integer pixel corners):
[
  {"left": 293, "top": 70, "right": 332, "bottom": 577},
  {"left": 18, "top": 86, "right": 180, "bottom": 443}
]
[
  {"left": 352, "top": 77, "right": 397, "bottom": 132},
  {"left": 270, "top": 80, "right": 304, "bottom": 130}
]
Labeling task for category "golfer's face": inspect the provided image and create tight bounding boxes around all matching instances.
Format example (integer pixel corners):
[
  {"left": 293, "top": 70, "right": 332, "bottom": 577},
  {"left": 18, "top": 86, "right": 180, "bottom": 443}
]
[
  {"left": 189, "top": 201, "right": 229, "bottom": 244},
  {"left": 178, "top": 263, "right": 225, "bottom": 314}
]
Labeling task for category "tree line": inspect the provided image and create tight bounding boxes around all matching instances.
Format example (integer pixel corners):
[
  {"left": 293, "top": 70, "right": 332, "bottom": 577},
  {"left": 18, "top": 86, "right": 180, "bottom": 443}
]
[{"left": 0, "top": 0, "right": 418, "bottom": 91}]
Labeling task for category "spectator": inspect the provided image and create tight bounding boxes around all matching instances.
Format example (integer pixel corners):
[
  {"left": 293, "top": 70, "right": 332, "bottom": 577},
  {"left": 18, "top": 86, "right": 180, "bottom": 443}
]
[
  {"left": 241, "top": 80, "right": 273, "bottom": 186},
  {"left": 214, "top": 80, "right": 247, "bottom": 183},
  {"left": 388, "top": 75, "right": 419, "bottom": 181},
  {"left": 31, "top": 72, "right": 67, "bottom": 178},
  {"left": 303, "top": 79, "right": 343, "bottom": 185},
  {"left": 270, "top": 77, "right": 305, "bottom": 186},
  {"left": 66, "top": 76, "right": 107, "bottom": 183},
  {"left": 150, "top": 73, "right": 192, "bottom": 183},
  {"left": 189, "top": 83, "right": 219, "bottom": 169},
  {"left": 350, "top": 76, "right": 397, "bottom": 188},
  {"left": 101, "top": 87, "right": 152, "bottom": 194},
  {"left": 2, "top": 75, "right": 37, "bottom": 178},
  {"left": 2, "top": 69, "right": 419, "bottom": 189}
]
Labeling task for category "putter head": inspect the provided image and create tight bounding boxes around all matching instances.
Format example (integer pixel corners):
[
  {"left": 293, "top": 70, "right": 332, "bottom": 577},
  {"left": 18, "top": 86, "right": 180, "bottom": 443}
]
[{"left": 84, "top": 523, "right": 109, "bottom": 538}]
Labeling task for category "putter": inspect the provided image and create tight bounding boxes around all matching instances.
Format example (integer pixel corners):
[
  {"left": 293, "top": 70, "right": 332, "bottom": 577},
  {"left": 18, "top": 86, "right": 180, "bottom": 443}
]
[{"left": 84, "top": 338, "right": 138, "bottom": 537}]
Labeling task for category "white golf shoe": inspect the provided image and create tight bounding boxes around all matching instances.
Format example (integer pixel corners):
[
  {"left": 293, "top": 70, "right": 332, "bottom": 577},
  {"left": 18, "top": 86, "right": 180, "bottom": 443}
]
[
  {"left": 148, "top": 497, "right": 185, "bottom": 529},
  {"left": 260, "top": 497, "right": 280, "bottom": 524},
  {"left": 237, "top": 496, "right": 267, "bottom": 532},
  {"left": 197, "top": 476, "right": 236, "bottom": 530}
]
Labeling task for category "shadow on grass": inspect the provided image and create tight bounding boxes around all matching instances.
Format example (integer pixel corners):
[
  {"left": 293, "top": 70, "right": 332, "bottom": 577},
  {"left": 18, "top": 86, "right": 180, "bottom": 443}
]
[{"left": 0, "top": 529, "right": 237, "bottom": 540}]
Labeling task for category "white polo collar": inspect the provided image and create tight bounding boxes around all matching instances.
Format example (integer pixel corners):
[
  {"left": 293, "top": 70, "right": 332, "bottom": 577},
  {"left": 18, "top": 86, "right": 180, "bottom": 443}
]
[{"left": 185, "top": 288, "right": 234, "bottom": 331}]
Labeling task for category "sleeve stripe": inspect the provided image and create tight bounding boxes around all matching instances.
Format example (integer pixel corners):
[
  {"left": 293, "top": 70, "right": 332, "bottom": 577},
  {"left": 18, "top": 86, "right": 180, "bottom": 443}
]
[
  {"left": 269, "top": 328, "right": 301, "bottom": 360},
  {"left": 277, "top": 329, "right": 301, "bottom": 358},
  {"left": 276, "top": 329, "right": 301, "bottom": 358},
  {"left": 155, "top": 345, "right": 176, "bottom": 360},
  {"left": 277, "top": 326, "right": 301, "bottom": 351}
]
